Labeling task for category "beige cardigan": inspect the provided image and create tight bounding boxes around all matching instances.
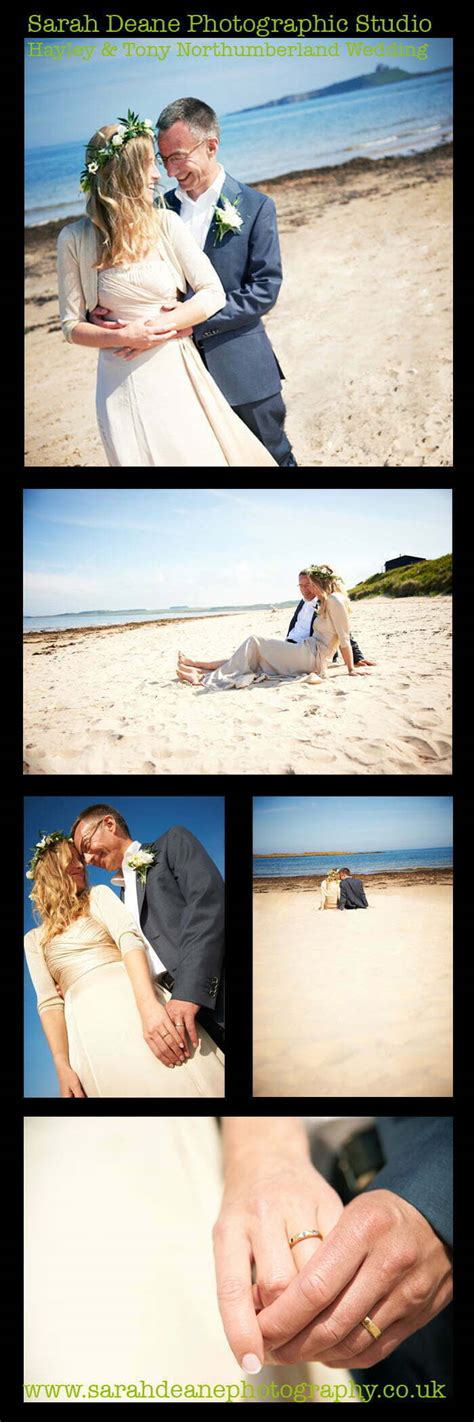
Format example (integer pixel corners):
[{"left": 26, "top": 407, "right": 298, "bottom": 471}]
[{"left": 56, "top": 208, "right": 226, "bottom": 343}]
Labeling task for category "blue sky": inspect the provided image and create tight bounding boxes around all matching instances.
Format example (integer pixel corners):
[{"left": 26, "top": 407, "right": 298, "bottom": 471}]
[
  {"left": 24, "top": 795, "right": 224, "bottom": 1098},
  {"left": 253, "top": 796, "right": 453, "bottom": 854},
  {"left": 24, "top": 488, "right": 452, "bottom": 614},
  {"left": 25, "top": 36, "right": 453, "bottom": 149}
]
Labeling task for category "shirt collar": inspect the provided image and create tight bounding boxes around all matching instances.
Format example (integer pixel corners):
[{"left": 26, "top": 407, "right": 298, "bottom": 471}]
[
  {"left": 122, "top": 839, "right": 141, "bottom": 872},
  {"left": 176, "top": 164, "right": 226, "bottom": 210}
]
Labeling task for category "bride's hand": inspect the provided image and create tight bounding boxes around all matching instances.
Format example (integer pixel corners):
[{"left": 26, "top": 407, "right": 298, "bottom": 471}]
[
  {"left": 213, "top": 1157, "right": 343, "bottom": 1371},
  {"left": 55, "top": 1061, "right": 87, "bottom": 1097},
  {"left": 139, "top": 997, "right": 188, "bottom": 1067}
]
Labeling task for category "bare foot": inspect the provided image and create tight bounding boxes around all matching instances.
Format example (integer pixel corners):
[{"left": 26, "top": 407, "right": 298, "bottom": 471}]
[
  {"left": 355, "top": 658, "right": 377, "bottom": 666},
  {"left": 178, "top": 650, "right": 190, "bottom": 666},
  {"left": 177, "top": 664, "right": 203, "bottom": 685}
]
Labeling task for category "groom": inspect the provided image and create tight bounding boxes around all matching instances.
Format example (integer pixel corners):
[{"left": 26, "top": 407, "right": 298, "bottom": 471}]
[
  {"left": 71, "top": 803, "right": 225, "bottom": 1056},
  {"left": 90, "top": 96, "right": 296, "bottom": 466}
]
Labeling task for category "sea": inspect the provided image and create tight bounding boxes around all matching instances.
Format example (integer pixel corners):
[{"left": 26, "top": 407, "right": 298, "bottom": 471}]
[
  {"left": 253, "top": 846, "right": 453, "bottom": 877},
  {"left": 23, "top": 602, "right": 293, "bottom": 634},
  {"left": 25, "top": 68, "right": 452, "bottom": 227}
]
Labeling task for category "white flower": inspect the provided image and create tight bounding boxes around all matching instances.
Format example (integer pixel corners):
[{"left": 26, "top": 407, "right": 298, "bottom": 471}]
[
  {"left": 88, "top": 161, "right": 99, "bottom": 174},
  {"left": 127, "top": 850, "right": 155, "bottom": 870},
  {"left": 36, "top": 837, "right": 47, "bottom": 849},
  {"left": 111, "top": 133, "right": 124, "bottom": 147},
  {"left": 127, "top": 847, "right": 156, "bottom": 885},
  {"left": 26, "top": 870, "right": 34, "bottom": 880},
  {"left": 143, "top": 120, "right": 155, "bottom": 130},
  {"left": 220, "top": 198, "right": 243, "bottom": 230},
  {"left": 116, "top": 124, "right": 127, "bottom": 136}
]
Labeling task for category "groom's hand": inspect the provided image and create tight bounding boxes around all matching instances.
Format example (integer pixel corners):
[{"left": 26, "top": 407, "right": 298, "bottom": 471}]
[
  {"left": 89, "top": 303, "right": 127, "bottom": 330},
  {"left": 167, "top": 999, "right": 200, "bottom": 1050},
  {"left": 258, "top": 1188, "right": 453, "bottom": 1370}
]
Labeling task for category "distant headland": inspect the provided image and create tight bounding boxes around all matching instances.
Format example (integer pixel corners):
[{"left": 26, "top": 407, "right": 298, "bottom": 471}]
[
  {"left": 254, "top": 851, "right": 383, "bottom": 858},
  {"left": 232, "top": 63, "right": 452, "bottom": 117}
]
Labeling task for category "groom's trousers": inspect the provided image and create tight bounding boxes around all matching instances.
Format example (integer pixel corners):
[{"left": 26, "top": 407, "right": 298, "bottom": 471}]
[{"left": 232, "top": 392, "right": 297, "bottom": 466}]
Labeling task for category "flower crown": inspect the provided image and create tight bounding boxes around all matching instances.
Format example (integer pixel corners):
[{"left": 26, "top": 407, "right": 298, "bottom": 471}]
[
  {"left": 26, "top": 831, "right": 71, "bottom": 880},
  {"left": 80, "top": 110, "right": 156, "bottom": 193},
  {"left": 307, "top": 564, "right": 337, "bottom": 584}
]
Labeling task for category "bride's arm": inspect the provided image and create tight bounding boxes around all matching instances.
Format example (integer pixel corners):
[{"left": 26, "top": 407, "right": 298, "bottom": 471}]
[
  {"left": 24, "top": 930, "right": 85, "bottom": 1097},
  {"left": 214, "top": 1118, "right": 343, "bottom": 1372},
  {"left": 89, "top": 886, "right": 187, "bottom": 1067},
  {"left": 57, "top": 226, "right": 180, "bottom": 349},
  {"left": 327, "top": 594, "right": 369, "bottom": 677},
  {"left": 161, "top": 211, "right": 226, "bottom": 329},
  {"left": 38, "top": 1008, "right": 86, "bottom": 1097}
]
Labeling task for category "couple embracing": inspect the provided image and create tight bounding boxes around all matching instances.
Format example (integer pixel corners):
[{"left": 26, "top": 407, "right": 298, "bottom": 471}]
[
  {"left": 24, "top": 804, "right": 225, "bottom": 1098},
  {"left": 57, "top": 97, "right": 296, "bottom": 467}
]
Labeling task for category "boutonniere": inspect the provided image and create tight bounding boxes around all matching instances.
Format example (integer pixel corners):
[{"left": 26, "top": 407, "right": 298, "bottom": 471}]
[
  {"left": 126, "top": 846, "right": 156, "bottom": 885},
  {"left": 213, "top": 196, "right": 243, "bottom": 244}
]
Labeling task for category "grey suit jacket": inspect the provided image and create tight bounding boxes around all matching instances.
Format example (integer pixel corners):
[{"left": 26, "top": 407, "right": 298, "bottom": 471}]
[
  {"left": 165, "top": 172, "right": 284, "bottom": 405},
  {"left": 134, "top": 826, "right": 224, "bottom": 1027}
]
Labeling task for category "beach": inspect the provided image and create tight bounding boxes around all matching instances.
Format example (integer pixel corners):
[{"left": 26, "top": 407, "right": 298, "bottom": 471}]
[
  {"left": 25, "top": 145, "right": 452, "bottom": 468},
  {"left": 23, "top": 596, "right": 452, "bottom": 776},
  {"left": 253, "top": 873, "right": 453, "bottom": 1097}
]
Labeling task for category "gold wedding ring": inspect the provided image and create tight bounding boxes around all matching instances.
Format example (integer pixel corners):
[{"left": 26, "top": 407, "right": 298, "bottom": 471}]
[
  {"left": 361, "top": 1315, "right": 382, "bottom": 1341},
  {"left": 288, "top": 1230, "right": 323, "bottom": 1248}
]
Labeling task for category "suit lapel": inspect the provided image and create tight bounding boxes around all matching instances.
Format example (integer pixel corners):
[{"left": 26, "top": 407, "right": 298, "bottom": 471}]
[
  {"left": 203, "top": 173, "right": 242, "bottom": 257},
  {"left": 137, "top": 875, "right": 146, "bottom": 921}
]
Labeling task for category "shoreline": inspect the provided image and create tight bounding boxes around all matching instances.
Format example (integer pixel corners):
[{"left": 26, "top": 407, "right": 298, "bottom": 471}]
[
  {"left": 23, "top": 610, "right": 237, "bottom": 643},
  {"left": 25, "top": 141, "right": 452, "bottom": 244},
  {"left": 254, "top": 868, "right": 453, "bottom": 891}
]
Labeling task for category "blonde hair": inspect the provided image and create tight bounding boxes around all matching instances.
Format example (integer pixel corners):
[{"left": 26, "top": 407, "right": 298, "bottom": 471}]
[
  {"left": 30, "top": 840, "right": 90, "bottom": 949},
  {"left": 85, "top": 126, "right": 165, "bottom": 269},
  {"left": 305, "top": 564, "right": 351, "bottom": 616},
  {"left": 326, "top": 868, "right": 340, "bottom": 882}
]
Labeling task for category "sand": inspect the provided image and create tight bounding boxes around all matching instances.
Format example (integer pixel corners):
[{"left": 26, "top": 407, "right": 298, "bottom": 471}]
[
  {"left": 253, "top": 877, "right": 453, "bottom": 1098},
  {"left": 25, "top": 145, "right": 452, "bottom": 468},
  {"left": 23, "top": 596, "right": 452, "bottom": 776}
]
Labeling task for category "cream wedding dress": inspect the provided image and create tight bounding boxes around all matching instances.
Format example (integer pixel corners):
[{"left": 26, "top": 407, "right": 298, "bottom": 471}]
[
  {"left": 95, "top": 211, "right": 277, "bottom": 468},
  {"left": 24, "top": 885, "right": 224, "bottom": 1099},
  {"left": 24, "top": 1117, "right": 357, "bottom": 1403}
]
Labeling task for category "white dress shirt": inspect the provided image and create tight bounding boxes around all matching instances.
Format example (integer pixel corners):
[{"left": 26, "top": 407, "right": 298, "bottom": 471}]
[
  {"left": 290, "top": 597, "right": 317, "bottom": 643},
  {"left": 122, "top": 840, "right": 166, "bottom": 977},
  {"left": 175, "top": 164, "right": 226, "bottom": 251}
]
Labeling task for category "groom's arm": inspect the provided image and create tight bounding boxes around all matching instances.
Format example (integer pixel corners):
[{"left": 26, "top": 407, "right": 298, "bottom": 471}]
[
  {"left": 193, "top": 196, "right": 282, "bottom": 338},
  {"left": 164, "top": 826, "right": 225, "bottom": 1010}
]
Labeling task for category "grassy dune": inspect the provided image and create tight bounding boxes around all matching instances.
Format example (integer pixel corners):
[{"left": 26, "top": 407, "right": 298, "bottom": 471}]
[{"left": 349, "top": 553, "right": 452, "bottom": 600}]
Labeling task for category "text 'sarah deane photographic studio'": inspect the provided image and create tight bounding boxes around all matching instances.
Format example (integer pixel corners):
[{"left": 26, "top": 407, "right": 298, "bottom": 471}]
[
  {"left": 23, "top": 795, "right": 225, "bottom": 1098},
  {"left": 25, "top": 27, "right": 452, "bottom": 467},
  {"left": 23, "top": 487, "right": 452, "bottom": 777},
  {"left": 253, "top": 794, "right": 453, "bottom": 1097},
  {"left": 24, "top": 1115, "right": 453, "bottom": 1402}
]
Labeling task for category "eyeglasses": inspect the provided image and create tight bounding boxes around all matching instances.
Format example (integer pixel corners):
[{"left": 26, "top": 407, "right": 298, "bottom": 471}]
[
  {"left": 157, "top": 136, "right": 208, "bottom": 171},
  {"left": 79, "top": 817, "right": 106, "bottom": 860}
]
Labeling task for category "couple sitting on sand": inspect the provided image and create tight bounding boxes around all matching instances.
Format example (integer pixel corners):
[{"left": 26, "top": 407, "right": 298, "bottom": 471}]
[
  {"left": 177, "top": 564, "right": 375, "bottom": 690},
  {"left": 57, "top": 96, "right": 295, "bottom": 468},
  {"left": 320, "top": 868, "right": 369, "bottom": 910}
]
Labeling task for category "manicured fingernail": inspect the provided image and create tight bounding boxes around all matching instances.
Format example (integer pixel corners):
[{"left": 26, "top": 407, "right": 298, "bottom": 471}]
[{"left": 242, "top": 1354, "right": 262, "bottom": 1374}]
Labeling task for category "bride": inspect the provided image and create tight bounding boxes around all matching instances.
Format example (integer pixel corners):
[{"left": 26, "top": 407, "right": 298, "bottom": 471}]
[
  {"left": 176, "top": 565, "right": 372, "bottom": 690},
  {"left": 24, "top": 832, "right": 224, "bottom": 1098},
  {"left": 56, "top": 111, "right": 277, "bottom": 468}
]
